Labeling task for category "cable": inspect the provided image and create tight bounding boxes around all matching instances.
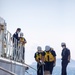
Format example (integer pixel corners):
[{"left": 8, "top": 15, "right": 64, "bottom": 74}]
[
  {"left": 25, "top": 70, "right": 32, "bottom": 75},
  {"left": 24, "top": 63, "right": 37, "bottom": 71}
]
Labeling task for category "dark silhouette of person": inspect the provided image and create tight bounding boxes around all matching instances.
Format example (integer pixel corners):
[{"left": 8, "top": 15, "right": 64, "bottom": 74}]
[
  {"left": 61, "top": 42, "right": 71, "bottom": 75},
  {"left": 12, "top": 28, "right": 21, "bottom": 60}
]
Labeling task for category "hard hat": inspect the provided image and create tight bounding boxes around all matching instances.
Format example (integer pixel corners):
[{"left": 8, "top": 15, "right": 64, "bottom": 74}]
[
  {"left": 61, "top": 42, "right": 66, "bottom": 47},
  {"left": 20, "top": 32, "right": 23, "bottom": 37},
  {"left": 45, "top": 45, "right": 50, "bottom": 51},
  {"left": 37, "top": 46, "right": 42, "bottom": 51}
]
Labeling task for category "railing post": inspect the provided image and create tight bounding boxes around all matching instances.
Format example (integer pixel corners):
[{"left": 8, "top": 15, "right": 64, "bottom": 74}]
[{"left": 0, "top": 17, "right": 7, "bottom": 57}]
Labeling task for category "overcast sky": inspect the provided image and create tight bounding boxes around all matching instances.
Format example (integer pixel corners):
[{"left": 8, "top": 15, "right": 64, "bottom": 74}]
[{"left": 0, "top": 0, "right": 75, "bottom": 64}]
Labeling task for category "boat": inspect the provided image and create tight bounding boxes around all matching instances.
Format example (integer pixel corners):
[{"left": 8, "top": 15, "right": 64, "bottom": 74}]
[{"left": 0, "top": 17, "right": 36, "bottom": 75}]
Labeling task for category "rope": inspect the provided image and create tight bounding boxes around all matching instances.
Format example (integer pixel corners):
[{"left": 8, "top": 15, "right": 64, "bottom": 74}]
[
  {"left": 24, "top": 63, "right": 37, "bottom": 71},
  {"left": 25, "top": 70, "right": 32, "bottom": 75}
]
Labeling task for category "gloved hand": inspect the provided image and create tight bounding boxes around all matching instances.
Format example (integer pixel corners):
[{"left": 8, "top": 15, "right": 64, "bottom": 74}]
[
  {"left": 41, "top": 62, "right": 45, "bottom": 65},
  {"left": 39, "top": 60, "right": 45, "bottom": 65}
]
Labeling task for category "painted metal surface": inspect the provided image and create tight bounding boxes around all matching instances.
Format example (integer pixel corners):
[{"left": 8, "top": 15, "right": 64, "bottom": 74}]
[{"left": 0, "top": 57, "right": 28, "bottom": 75}]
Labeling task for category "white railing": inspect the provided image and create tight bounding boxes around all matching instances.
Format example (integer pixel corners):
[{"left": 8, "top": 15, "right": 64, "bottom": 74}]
[
  {"left": 0, "top": 29, "right": 25, "bottom": 63},
  {"left": 5, "top": 30, "right": 13, "bottom": 59},
  {"left": 0, "top": 67, "right": 16, "bottom": 75}
]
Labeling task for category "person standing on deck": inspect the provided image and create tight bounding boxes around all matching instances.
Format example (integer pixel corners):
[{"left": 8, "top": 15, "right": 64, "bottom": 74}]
[
  {"left": 61, "top": 42, "right": 71, "bottom": 75},
  {"left": 18, "top": 32, "right": 27, "bottom": 63},
  {"left": 12, "top": 28, "right": 21, "bottom": 60}
]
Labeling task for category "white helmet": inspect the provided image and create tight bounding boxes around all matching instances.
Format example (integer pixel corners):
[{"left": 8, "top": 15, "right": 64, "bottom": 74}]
[
  {"left": 45, "top": 45, "right": 50, "bottom": 51},
  {"left": 20, "top": 32, "right": 23, "bottom": 37},
  {"left": 37, "top": 46, "right": 42, "bottom": 52}
]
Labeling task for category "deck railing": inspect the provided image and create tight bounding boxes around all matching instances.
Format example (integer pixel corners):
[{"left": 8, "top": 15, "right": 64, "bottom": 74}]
[
  {"left": 0, "top": 67, "right": 16, "bottom": 75},
  {"left": 0, "top": 29, "right": 25, "bottom": 62}
]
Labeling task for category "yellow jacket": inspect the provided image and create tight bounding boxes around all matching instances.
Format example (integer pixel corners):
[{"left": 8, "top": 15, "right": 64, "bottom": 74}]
[
  {"left": 36, "top": 53, "right": 42, "bottom": 60},
  {"left": 18, "top": 37, "right": 26, "bottom": 46},
  {"left": 44, "top": 51, "right": 55, "bottom": 62}
]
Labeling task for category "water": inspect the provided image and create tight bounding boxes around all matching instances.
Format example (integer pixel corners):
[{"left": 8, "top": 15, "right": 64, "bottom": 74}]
[{"left": 25, "top": 66, "right": 75, "bottom": 75}]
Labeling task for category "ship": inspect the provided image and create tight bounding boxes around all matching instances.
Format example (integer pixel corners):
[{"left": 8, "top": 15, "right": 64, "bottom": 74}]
[{"left": 0, "top": 17, "right": 36, "bottom": 75}]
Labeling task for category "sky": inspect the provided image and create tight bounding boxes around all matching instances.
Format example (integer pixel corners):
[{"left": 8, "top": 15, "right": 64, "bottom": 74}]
[{"left": 0, "top": 0, "right": 75, "bottom": 64}]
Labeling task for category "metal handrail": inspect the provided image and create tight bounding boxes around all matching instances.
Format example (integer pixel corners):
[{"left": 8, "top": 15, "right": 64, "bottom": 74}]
[{"left": 0, "top": 67, "right": 16, "bottom": 75}]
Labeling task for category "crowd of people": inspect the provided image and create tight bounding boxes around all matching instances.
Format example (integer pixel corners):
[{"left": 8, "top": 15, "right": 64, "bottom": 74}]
[
  {"left": 12, "top": 28, "right": 71, "bottom": 75},
  {"left": 34, "top": 43, "right": 71, "bottom": 75}
]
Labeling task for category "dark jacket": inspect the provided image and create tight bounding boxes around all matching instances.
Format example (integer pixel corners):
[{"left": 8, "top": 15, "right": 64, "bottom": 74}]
[
  {"left": 61, "top": 48, "right": 70, "bottom": 61},
  {"left": 13, "top": 32, "right": 19, "bottom": 45}
]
